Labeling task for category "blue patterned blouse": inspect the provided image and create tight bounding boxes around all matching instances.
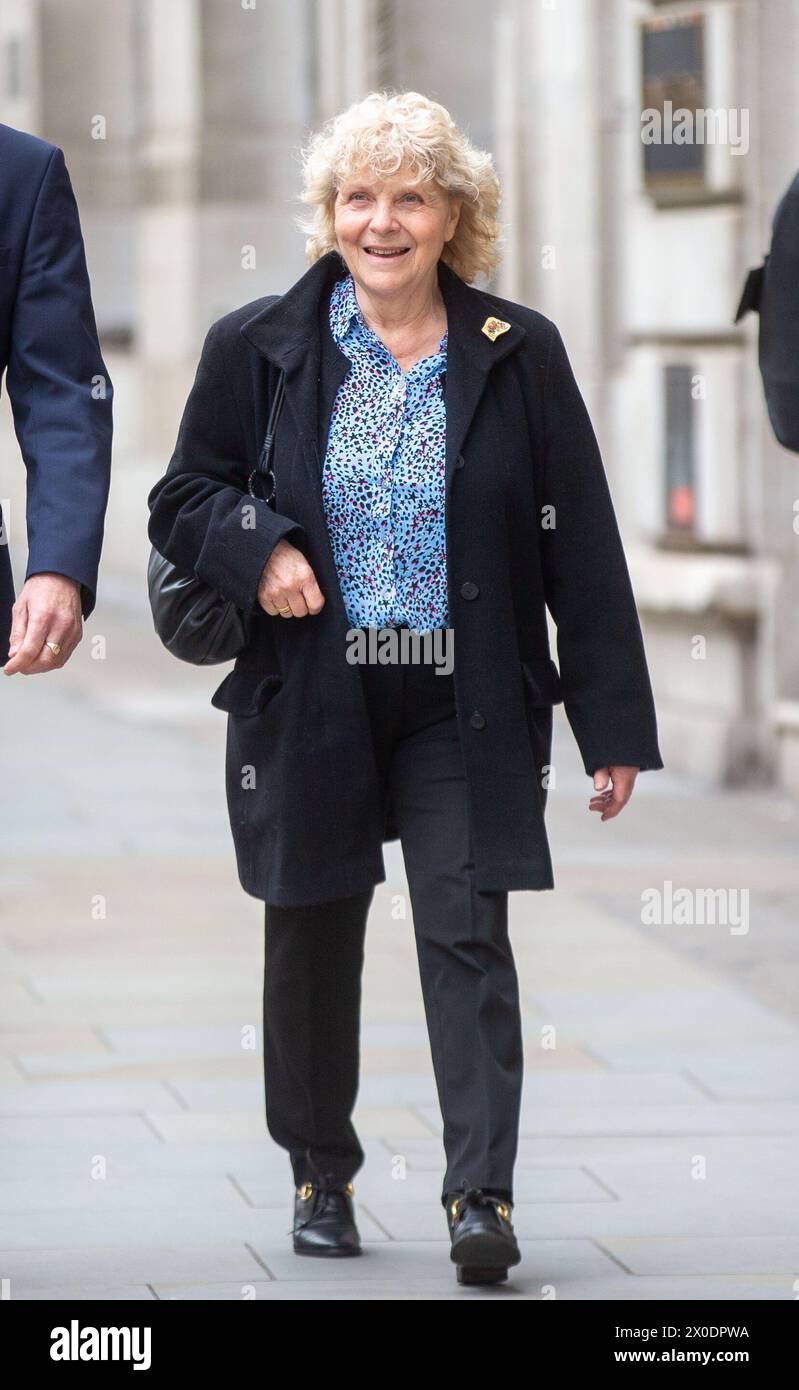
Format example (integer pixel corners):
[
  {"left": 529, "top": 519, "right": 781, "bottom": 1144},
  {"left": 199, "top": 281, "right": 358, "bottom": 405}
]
[{"left": 321, "top": 271, "right": 449, "bottom": 633}]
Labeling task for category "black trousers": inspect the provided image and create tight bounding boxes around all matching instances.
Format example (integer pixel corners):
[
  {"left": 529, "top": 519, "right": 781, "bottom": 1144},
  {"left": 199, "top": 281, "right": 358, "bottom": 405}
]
[{"left": 262, "top": 636, "right": 524, "bottom": 1207}]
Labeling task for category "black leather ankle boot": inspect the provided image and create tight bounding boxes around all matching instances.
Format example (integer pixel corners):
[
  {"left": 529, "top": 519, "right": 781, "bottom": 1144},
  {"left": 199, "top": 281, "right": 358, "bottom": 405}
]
[
  {"left": 292, "top": 1181, "right": 362, "bottom": 1257},
  {"left": 446, "top": 1187, "right": 521, "bottom": 1285}
]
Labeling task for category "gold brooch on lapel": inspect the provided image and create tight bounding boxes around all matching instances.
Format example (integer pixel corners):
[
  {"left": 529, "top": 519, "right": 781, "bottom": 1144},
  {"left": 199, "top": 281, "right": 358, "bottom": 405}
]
[{"left": 481, "top": 315, "right": 511, "bottom": 341}]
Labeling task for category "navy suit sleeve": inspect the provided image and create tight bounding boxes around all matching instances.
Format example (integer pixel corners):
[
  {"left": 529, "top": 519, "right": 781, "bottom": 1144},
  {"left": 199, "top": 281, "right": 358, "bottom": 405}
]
[
  {"left": 147, "top": 322, "right": 305, "bottom": 615},
  {"left": 6, "top": 144, "right": 112, "bottom": 618},
  {"left": 539, "top": 322, "right": 663, "bottom": 775}
]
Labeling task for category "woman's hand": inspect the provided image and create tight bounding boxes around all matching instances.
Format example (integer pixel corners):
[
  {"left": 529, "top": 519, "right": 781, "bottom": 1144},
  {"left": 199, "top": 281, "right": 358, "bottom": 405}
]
[
  {"left": 589, "top": 765, "right": 638, "bottom": 820},
  {"left": 257, "top": 539, "right": 325, "bottom": 618}
]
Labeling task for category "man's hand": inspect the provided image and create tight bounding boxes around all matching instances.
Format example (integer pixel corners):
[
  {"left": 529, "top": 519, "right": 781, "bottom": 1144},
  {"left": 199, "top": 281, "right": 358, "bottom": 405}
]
[
  {"left": 257, "top": 539, "right": 325, "bottom": 619},
  {"left": 589, "top": 765, "right": 639, "bottom": 820},
  {"left": 3, "top": 573, "right": 83, "bottom": 675}
]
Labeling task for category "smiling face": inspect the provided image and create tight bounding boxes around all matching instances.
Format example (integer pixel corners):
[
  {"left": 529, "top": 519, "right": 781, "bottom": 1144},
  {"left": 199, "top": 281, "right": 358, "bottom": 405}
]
[{"left": 333, "top": 164, "right": 461, "bottom": 300}]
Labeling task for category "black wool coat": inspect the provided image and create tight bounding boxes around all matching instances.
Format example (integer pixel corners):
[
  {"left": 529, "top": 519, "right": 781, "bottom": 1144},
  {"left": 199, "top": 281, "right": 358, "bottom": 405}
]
[{"left": 148, "top": 249, "right": 663, "bottom": 907}]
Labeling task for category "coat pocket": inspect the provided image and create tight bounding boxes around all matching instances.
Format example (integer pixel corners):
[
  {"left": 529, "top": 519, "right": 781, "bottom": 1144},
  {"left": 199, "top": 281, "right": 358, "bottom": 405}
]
[
  {"left": 520, "top": 656, "right": 563, "bottom": 706},
  {"left": 211, "top": 668, "right": 282, "bottom": 717}
]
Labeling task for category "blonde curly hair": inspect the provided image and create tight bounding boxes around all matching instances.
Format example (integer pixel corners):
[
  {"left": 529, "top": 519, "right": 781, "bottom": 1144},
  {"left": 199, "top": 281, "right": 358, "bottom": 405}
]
[{"left": 294, "top": 90, "right": 504, "bottom": 285}]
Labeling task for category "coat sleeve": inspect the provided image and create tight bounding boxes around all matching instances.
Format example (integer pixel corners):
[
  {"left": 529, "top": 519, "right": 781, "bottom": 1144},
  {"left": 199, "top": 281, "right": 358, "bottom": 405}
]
[
  {"left": 6, "top": 145, "right": 113, "bottom": 618},
  {"left": 538, "top": 321, "right": 664, "bottom": 775},
  {"left": 147, "top": 321, "right": 306, "bottom": 615}
]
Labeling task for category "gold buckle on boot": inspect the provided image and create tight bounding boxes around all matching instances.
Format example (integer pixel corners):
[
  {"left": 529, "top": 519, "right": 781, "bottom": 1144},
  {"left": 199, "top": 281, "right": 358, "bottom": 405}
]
[
  {"left": 297, "top": 1181, "right": 354, "bottom": 1199},
  {"left": 450, "top": 1193, "right": 511, "bottom": 1222}
]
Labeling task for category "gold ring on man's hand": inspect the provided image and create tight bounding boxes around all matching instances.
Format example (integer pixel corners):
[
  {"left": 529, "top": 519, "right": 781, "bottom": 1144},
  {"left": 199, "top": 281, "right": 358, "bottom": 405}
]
[
  {"left": 278, "top": 606, "right": 292, "bottom": 616},
  {"left": 45, "top": 641, "right": 62, "bottom": 656}
]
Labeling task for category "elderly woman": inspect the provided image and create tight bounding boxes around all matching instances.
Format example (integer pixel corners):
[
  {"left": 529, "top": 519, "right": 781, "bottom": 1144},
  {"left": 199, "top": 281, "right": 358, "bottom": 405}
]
[{"left": 148, "top": 90, "right": 662, "bottom": 1287}]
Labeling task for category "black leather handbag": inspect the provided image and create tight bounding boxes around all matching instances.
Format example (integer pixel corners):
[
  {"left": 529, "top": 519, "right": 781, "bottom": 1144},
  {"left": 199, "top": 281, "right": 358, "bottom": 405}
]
[{"left": 147, "top": 370, "right": 286, "bottom": 665}]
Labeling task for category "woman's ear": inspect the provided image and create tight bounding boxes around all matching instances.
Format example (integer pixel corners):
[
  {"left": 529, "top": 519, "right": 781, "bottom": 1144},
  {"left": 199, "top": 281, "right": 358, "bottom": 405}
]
[{"left": 446, "top": 196, "right": 463, "bottom": 242}]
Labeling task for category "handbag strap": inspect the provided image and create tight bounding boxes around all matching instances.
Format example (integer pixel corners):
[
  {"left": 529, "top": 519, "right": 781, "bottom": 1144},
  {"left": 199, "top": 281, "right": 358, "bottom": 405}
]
[{"left": 247, "top": 369, "right": 286, "bottom": 506}]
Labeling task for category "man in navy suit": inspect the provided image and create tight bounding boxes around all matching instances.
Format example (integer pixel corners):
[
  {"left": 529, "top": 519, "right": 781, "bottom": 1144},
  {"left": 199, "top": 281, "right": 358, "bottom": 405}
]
[{"left": 0, "top": 122, "right": 112, "bottom": 673}]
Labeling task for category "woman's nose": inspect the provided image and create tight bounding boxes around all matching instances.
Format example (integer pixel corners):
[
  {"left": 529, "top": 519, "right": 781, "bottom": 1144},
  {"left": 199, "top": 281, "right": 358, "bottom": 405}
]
[{"left": 369, "top": 203, "right": 399, "bottom": 230}]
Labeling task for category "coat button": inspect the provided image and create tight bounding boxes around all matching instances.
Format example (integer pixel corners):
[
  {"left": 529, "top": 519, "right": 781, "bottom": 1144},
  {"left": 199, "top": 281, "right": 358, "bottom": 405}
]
[
  {"left": 470, "top": 710, "right": 485, "bottom": 729},
  {"left": 454, "top": 452, "right": 465, "bottom": 469},
  {"left": 460, "top": 580, "right": 479, "bottom": 600}
]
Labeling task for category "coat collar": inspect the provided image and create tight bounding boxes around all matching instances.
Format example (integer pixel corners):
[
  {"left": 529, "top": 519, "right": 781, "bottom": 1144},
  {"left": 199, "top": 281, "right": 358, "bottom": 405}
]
[
  {"left": 239, "top": 248, "right": 527, "bottom": 489},
  {"left": 239, "top": 248, "right": 525, "bottom": 375}
]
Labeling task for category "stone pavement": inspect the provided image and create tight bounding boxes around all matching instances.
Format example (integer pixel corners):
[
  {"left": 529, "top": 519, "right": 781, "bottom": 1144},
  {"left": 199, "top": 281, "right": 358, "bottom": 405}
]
[{"left": 1, "top": 583, "right": 798, "bottom": 1301}]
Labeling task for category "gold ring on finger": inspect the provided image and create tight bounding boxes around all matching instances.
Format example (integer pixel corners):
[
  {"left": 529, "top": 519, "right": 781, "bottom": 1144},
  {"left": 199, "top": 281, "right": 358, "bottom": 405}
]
[
  {"left": 278, "top": 606, "right": 292, "bottom": 616},
  {"left": 45, "top": 641, "right": 62, "bottom": 656}
]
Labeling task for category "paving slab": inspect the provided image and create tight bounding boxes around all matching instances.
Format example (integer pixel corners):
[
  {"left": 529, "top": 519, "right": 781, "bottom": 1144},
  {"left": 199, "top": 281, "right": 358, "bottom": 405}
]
[
  {"left": 0, "top": 1205, "right": 388, "bottom": 1252},
  {"left": 0, "top": 1080, "right": 181, "bottom": 1115},
  {"left": 15, "top": 1285, "right": 158, "bottom": 1301},
  {"left": 0, "top": 1176, "right": 250, "bottom": 1213},
  {"left": 598, "top": 1235, "right": 799, "bottom": 1277},
  {"left": 0, "top": 1247, "right": 267, "bottom": 1290},
  {"left": 0, "top": 1136, "right": 385, "bottom": 1180},
  {"left": 0, "top": 1116, "right": 160, "bottom": 1145}
]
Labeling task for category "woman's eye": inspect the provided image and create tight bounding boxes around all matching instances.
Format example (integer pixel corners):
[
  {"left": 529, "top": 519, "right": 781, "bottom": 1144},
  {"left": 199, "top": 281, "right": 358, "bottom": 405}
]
[{"left": 346, "top": 192, "right": 420, "bottom": 204}]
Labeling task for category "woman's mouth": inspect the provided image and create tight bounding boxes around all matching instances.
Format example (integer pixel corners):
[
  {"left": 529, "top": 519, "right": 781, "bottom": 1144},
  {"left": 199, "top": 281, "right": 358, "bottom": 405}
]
[{"left": 363, "top": 247, "right": 410, "bottom": 258}]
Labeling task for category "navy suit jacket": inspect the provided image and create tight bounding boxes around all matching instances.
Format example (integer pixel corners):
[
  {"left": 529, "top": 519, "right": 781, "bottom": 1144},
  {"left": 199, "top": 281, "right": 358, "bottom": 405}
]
[{"left": 0, "top": 122, "right": 112, "bottom": 661}]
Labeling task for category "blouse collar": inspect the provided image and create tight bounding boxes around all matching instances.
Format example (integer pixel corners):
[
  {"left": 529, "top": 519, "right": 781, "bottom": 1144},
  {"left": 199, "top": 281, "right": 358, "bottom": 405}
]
[{"left": 329, "top": 271, "right": 448, "bottom": 363}]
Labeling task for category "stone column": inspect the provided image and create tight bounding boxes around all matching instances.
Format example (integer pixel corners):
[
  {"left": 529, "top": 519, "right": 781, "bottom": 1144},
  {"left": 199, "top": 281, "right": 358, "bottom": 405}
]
[{"left": 136, "top": 0, "right": 317, "bottom": 454}]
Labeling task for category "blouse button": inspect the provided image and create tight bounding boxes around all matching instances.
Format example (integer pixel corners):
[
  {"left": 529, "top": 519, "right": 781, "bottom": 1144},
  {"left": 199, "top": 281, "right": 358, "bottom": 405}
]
[{"left": 460, "top": 581, "right": 479, "bottom": 600}]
